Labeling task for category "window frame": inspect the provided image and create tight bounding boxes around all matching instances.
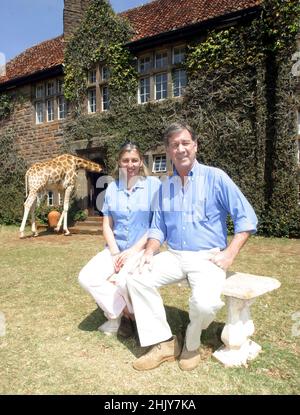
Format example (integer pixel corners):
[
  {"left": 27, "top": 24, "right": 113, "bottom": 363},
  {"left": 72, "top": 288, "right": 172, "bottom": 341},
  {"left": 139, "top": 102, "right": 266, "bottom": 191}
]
[{"left": 152, "top": 154, "right": 167, "bottom": 173}]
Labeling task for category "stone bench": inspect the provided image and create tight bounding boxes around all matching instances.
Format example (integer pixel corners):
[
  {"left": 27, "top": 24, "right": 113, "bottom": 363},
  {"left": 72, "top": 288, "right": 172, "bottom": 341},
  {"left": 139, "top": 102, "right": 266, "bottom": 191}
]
[{"left": 179, "top": 272, "right": 281, "bottom": 368}]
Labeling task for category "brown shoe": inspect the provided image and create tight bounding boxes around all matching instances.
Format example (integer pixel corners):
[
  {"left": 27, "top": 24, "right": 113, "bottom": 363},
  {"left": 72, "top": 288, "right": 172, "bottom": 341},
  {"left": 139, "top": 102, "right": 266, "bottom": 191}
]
[
  {"left": 178, "top": 344, "right": 201, "bottom": 371},
  {"left": 133, "top": 336, "right": 181, "bottom": 371},
  {"left": 117, "top": 316, "right": 135, "bottom": 338}
]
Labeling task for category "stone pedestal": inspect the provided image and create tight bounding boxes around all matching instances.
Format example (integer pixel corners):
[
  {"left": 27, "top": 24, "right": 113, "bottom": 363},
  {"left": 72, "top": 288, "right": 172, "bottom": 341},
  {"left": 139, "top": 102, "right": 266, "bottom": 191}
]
[{"left": 212, "top": 273, "right": 281, "bottom": 368}]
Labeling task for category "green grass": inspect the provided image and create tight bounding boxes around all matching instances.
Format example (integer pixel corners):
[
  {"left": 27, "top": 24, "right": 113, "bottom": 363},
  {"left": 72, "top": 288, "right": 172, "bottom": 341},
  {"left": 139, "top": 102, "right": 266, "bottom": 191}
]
[{"left": 0, "top": 225, "right": 299, "bottom": 394}]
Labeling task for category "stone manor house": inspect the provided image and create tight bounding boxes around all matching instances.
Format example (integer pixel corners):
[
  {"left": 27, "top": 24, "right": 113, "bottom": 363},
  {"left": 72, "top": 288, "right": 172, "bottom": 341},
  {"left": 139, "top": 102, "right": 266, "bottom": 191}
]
[{"left": 0, "top": 0, "right": 299, "bottom": 215}]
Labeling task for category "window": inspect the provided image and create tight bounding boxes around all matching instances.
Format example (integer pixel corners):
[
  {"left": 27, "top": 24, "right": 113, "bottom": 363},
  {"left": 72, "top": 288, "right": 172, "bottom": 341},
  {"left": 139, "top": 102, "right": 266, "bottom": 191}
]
[
  {"left": 152, "top": 155, "right": 167, "bottom": 173},
  {"left": 46, "top": 81, "right": 55, "bottom": 96},
  {"left": 46, "top": 99, "right": 54, "bottom": 122},
  {"left": 297, "top": 139, "right": 300, "bottom": 164},
  {"left": 173, "top": 46, "right": 185, "bottom": 64},
  {"left": 298, "top": 110, "right": 300, "bottom": 135},
  {"left": 173, "top": 69, "right": 187, "bottom": 97},
  {"left": 88, "top": 88, "right": 96, "bottom": 113},
  {"left": 58, "top": 96, "right": 66, "bottom": 119},
  {"left": 36, "top": 84, "right": 44, "bottom": 99},
  {"left": 139, "top": 77, "right": 150, "bottom": 104},
  {"left": 155, "top": 73, "right": 168, "bottom": 100},
  {"left": 138, "top": 56, "right": 151, "bottom": 73},
  {"left": 57, "top": 79, "right": 64, "bottom": 94},
  {"left": 47, "top": 191, "right": 54, "bottom": 206},
  {"left": 102, "top": 86, "right": 110, "bottom": 111},
  {"left": 101, "top": 66, "right": 110, "bottom": 81},
  {"left": 35, "top": 102, "right": 44, "bottom": 124},
  {"left": 88, "top": 69, "right": 96, "bottom": 84},
  {"left": 155, "top": 51, "right": 168, "bottom": 69},
  {"left": 34, "top": 78, "right": 65, "bottom": 124}
]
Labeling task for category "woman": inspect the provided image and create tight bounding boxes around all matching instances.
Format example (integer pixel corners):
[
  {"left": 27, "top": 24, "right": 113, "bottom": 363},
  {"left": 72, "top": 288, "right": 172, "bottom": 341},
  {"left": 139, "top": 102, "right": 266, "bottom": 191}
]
[{"left": 78, "top": 142, "right": 160, "bottom": 337}]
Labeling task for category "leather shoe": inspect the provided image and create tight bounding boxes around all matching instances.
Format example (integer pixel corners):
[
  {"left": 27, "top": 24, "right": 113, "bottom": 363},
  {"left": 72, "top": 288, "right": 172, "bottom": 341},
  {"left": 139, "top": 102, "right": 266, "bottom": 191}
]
[
  {"left": 178, "top": 344, "right": 200, "bottom": 371},
  {"left": 133, "top": 335, "right": 181, "bottom": 371}
]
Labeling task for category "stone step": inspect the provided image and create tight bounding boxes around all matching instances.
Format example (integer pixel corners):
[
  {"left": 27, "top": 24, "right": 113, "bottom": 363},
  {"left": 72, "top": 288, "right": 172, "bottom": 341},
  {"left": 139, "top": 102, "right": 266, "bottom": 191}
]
[
  {"left": 86, "top": 216, "right": 103, "bottom": 222},
  {"left": 75, "top": 220, "right": 103, "bottom": 227},
  {"left": 68, "top": 226, "right": 102, "bottom": 235}
]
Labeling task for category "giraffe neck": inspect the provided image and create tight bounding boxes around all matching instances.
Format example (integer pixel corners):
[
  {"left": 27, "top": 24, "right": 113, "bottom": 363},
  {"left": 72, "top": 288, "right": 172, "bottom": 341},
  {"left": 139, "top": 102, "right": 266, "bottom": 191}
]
[{"left": 74, "top": 156, "right": 102, "bottom": 173}]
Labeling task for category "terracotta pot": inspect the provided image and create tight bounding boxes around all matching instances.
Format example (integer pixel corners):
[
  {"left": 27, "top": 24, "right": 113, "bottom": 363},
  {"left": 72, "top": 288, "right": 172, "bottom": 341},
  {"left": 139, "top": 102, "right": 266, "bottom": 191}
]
[{"left": 47, "top": 210, "right": 61, "bottom": 228}]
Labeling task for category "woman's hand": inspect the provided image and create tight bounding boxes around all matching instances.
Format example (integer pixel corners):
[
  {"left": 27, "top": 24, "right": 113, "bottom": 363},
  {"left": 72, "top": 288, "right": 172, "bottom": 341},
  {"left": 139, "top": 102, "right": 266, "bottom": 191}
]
[{"left": 114, "top": 247, "right": 138, "bottom": 272}]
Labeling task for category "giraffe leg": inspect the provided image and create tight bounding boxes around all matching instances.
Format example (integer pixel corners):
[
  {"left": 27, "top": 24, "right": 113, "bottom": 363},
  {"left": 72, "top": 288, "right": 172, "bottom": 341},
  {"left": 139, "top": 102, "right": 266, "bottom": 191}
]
[
  {"left": 31, "top": 199, "right": 38, "bottom": 237},
  {"left": 54, "top": 211, "right": 64, "bottom": 233},
  {"left": 19, "top": 192, "right": 37, "bottom": 238},
  {"left": 56, "top": 185, "right": 74, "bottom": 236}
]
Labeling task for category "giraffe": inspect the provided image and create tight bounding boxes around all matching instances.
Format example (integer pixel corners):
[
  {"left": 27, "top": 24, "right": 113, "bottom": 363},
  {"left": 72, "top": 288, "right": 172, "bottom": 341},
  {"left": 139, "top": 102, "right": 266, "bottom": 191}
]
[{"left": 19, "top": 154, "right": 102, "bottom": 238}]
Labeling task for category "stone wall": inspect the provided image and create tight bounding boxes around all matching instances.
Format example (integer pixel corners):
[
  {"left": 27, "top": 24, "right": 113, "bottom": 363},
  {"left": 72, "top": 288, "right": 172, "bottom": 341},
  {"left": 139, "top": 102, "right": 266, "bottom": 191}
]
[
  {"left": 63, "top": 0, "right": 91, "bottom": 39},
  {"left": 1, "top": 83, "right": 66, "bottom": 166}
]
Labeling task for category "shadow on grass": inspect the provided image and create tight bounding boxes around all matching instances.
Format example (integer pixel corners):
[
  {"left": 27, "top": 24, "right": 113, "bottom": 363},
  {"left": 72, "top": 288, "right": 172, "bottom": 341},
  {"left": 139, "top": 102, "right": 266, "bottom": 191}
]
[{"left": 78, "top": 305, "right": 225, "bottom": 357}]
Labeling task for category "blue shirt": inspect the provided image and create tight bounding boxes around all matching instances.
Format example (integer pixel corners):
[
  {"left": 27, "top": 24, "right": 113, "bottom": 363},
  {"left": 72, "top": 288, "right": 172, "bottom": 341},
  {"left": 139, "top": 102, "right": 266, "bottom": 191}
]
[
  {"left": 102, "top": 176, "right": 161, "bottom": 252},
  {"left": 149, "top": 161, "right": 258, "bottom": 251}
]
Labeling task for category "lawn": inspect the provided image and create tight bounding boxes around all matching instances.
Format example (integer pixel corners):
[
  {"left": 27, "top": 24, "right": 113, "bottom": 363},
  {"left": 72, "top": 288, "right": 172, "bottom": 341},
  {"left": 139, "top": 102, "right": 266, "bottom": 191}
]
[{"left": 0, "top": 225, "right": 299, "bottom": 394}]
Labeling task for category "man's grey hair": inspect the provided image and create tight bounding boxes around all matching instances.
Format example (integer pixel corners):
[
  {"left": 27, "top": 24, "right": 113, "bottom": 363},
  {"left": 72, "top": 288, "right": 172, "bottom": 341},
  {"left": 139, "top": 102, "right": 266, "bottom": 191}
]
[{"left": 163, "top": 122, "right": 197, "bottom": 146}]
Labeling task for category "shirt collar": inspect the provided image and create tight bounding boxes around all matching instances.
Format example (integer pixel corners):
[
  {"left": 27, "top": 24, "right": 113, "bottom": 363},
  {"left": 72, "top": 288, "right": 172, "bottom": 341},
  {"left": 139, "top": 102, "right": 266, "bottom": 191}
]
[
  {"left": 117, "top": 176, "right": 146, "bottom": 191},
  {"left": 172, "top": 159, "right": 200, "bottom": 178}
]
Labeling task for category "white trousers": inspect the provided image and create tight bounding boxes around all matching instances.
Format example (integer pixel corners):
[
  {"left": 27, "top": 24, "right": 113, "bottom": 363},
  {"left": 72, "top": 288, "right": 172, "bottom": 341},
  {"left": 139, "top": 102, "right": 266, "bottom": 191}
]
[
  {"left": 126, "top": 248, "right": 226, "bottom": 350},
  {"left": 78, "top": 248, "right": 143, "bottom": 319}
]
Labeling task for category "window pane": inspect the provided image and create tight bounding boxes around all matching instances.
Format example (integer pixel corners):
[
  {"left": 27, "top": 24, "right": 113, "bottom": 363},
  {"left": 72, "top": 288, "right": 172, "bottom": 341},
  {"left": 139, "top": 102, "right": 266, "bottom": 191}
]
[
  {"left": 57, "top": 79, "right": 64, "bottom": 94},
  {"left": 47, "top": 191, "right": 53, "bottom": 206},
  {"left": 58, "top": 96, "right": 66, "bottom": 119},
  {"left": 173, "top": 69, "right": 187, "bottom": 97},
  {"left": 47, "top": 99, "right": 54, "bottom": 121},
  {"left": 36, "top": 84, "right": 44, "bottom": 99},
  {"left": 47, "top": 81, "right": 55, "bottom": 96},
  {"left": 35, "top": 102, "right": 44, "bottom": 124},
  {"left": 102, "top": 66, "right": 110, "bottom": 81},
  {"left": 102, "top": 86, "right": 110, "bottom": 111},
  {"left": 173, "top": 46, "right": 185, "bottom": 64},
  {"left": 155, "top": 73, "right": 167, "bottom": 100},
  {"left": 88, "top": 89, "right": 96, "bottom": 113},
  {"left": 88, "top": 69, "right": 96, "bottom": 84},
  {"left": 139, "top": 77, "right": 150, "bottom": 104},
  {"left": 153, "top": 155, "right": 167, "bottom": 172},
  {"left": 155, "top": 51, "right": 168, "bottom": 69},
  {"left": 139, "top": 56, "right": 151, "bottom": 73}
]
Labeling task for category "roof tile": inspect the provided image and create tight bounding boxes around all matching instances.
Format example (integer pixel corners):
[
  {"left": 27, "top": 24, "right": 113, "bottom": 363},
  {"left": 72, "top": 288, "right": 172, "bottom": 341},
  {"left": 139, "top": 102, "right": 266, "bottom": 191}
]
[{"left": 0, "top": 0, "right": 261, "bottom": 86}]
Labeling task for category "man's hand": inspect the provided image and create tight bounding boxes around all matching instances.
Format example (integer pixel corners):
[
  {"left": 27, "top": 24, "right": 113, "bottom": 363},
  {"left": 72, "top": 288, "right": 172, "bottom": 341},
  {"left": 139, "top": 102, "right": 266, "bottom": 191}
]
[
  {"left": 209, "top": 231, "right": 251, "bottom": 271},
  {"left": 138, "top": 251, "right": 154, "bottom": 273},
  {"left": 209, "top": 249, "right": 234, "bottom": 271}
]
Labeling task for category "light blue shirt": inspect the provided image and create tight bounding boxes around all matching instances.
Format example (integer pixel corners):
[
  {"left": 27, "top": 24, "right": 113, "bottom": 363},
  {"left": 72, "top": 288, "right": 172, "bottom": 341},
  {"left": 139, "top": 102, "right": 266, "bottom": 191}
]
[
  {"left": 149, "top": 161, "right": 258, "bottom": 251},
  {"left": 102, "top": 176, "right": 161, "bottom": 252}
]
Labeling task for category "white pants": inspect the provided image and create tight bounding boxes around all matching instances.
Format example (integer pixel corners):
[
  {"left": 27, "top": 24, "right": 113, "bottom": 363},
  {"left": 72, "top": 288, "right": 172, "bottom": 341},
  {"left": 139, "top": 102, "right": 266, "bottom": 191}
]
[
  {"left": 126, "top": 248, "right": 226, "bottom": 350},
  {"left": 78, "top": 248, "right": 143, "bottom": 319}
]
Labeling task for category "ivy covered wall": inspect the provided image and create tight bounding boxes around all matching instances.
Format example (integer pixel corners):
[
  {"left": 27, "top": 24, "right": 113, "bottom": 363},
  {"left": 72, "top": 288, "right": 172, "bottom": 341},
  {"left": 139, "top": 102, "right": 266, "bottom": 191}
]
[
  {"left": 62, "top": 0, "right": 300, "bottom": 237},
  {"left": 0, "top": 0, "right": 299, "bottom": 236}
]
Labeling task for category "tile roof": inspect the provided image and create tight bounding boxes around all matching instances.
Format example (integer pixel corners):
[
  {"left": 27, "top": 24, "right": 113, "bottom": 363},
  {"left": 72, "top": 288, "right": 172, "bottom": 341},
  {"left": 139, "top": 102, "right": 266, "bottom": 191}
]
[
  {"left": 0, "top": 0, "right": 261, "bottom": 86},
  {"left": 121, "top": 0, "right": 261, "bottom": 42},
  {"left": 0, "top": 36, "right": 64, "bottom": 86}
]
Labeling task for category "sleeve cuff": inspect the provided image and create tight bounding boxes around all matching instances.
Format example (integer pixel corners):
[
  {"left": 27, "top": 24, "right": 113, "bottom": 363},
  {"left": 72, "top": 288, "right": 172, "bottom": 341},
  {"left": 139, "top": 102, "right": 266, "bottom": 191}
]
[
  {"left": 234, "top": 220, "right": 257, "bottom": 234},
  {"left": 148, "top": 228, "right": 165, "bottom": 244}
]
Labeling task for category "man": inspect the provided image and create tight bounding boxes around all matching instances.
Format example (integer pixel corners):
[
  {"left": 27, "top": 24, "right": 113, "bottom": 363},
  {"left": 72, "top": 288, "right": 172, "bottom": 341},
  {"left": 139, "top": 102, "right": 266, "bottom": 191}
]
[{"left": 127, "top": 122, "right": 258, "bottom": 371}]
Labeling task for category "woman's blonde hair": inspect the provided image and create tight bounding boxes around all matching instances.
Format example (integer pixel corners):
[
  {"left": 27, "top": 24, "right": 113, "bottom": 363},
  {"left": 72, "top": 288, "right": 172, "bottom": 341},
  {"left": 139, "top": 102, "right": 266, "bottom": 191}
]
[{"left": 112, "top": 142, "right": 150, "bottom": 179}]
